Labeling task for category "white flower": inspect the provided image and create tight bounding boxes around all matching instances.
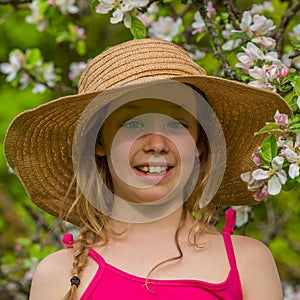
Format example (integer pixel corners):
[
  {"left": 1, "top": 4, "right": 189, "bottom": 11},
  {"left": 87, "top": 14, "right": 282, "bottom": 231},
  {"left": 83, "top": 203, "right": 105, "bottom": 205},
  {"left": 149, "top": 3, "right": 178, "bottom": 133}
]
[
  {"left": 251, "top": 1, "right": 274, "bottom": 14},
  {"left": 148, "top": 17, "right": 182, "bottom": 42},
  {"left": 68, "top": 61, "right": 88, "bottom": 82},
  {"left": 26, "top": 0, "right": 49, "bottom": 31},
  {"left": 96, "top": 0, "right": 149, "bottom": 27},
  {"left": 240, "top": 11, "right": 253, "bottom": 37},
  {"left": 54, "top": 0, "right": 79, "bottom": 14},
  {"left": 96, "top": 0, "right": 116, "bottom": 14},
  {"left": 248, "top": 65, "right": 269, "bottom": 89},
  {"left": 42, "top": 64, "right": 57, "bottom": 87},
  {"left": 110, "top": 8, "right": 124, "bottom": 24},
  {"left": 284, "top": 148, "right": 300, "bottom": 179},
  {"left": 233, "top": 206, "right": 252, "bottom": 227},
  {"left": 0, "top": 49, "right": 23, "bottom": 82},
  {"left": 252, "top": 156, "right": 287, "bottom": 195},
  {"left": 289, "top": 24, "right": 300, "bottom": 42},
  {"left": 32, "top": 83, "right": 47, "bottom": 93},
  {"left": 251, "top": 36, "right": 276, "bottom": 50},
  {"left": 191, "top": 11, "right": 206, "bottom": 35},
  {"left": 249, "top": 14, "right": 276, "bottom": 35}
]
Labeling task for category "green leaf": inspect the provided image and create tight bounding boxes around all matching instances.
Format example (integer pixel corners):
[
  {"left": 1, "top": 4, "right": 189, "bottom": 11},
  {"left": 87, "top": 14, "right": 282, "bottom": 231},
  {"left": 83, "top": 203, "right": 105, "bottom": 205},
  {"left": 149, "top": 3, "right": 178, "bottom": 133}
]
[
  {"left": 90, "top": 0, "right": 99, "bottom": 10},
  {"left": 25, "top": 48, "right": 42, "bottom": 69},
  {"left": 229, "top": 32, "right": 248, "bottom": 40},
  {"left": 181, "top": 0, "right": 188, "bottom": 3},
  {"left": 288, "top": 115, "right": 300, "bottom": 125},
  {"left": 130, "top": 16, "right": 147, "bottom": 39},
  {"left": 254, "top": 123, "right": 281, "bottom": 136},
  {"left": 260, "top": 134, "right": 278, "bottom": 164},
  {"left": 293, "top": 76, "right": 300, "bottom": 96},
  {"left": 76, "top": 40, "right": 86, "bottom": 56},
  {"left": 290, "top": 122, "right": 300, "bottom": 130}
]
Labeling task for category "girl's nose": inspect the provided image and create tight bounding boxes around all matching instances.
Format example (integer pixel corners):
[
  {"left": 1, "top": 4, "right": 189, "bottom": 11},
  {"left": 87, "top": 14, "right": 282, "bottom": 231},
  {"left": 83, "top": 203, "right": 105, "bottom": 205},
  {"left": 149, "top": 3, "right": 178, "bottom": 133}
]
[{"left": 143, "top": 133, "right": 170, "bottom": 154}]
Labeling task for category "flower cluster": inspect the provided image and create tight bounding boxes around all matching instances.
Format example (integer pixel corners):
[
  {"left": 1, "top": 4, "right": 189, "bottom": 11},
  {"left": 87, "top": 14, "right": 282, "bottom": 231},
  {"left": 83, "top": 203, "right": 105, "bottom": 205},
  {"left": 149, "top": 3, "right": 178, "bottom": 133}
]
[
  {"left": 95, "top": 0, "right": 149, "bottom": 28},
  {"left": 26, "top": 0, "right": 79, "bottom": 31},
  {"left": 0, "top": 48, "right": 60, "bottom": 93},
  {"left": 68, "top": 60, "right": 89, "bottom": 86},
  {"left": 241, "top": 109, "right": 300, "bottom": 201},
  {"left": 48, "top": 0, "right": 79, "bottom": 14},
  {"left": 148, "top": 16, "right": 182, "bottom": 42}
]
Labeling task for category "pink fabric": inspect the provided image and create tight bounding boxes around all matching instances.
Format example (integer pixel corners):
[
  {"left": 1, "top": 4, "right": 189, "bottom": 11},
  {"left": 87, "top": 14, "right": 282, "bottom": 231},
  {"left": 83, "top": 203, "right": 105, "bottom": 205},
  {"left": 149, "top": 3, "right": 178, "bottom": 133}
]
[{"left": 79, "top": 209, "right": 243, "bottom": 299}]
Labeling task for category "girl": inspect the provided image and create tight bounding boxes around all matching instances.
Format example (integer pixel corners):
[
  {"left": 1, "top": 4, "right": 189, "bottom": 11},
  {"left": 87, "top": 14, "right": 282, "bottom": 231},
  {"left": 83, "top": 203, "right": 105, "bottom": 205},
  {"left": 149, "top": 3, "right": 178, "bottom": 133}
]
[{"left": 4, "top": 38, "right": 291, "bottom": 299}]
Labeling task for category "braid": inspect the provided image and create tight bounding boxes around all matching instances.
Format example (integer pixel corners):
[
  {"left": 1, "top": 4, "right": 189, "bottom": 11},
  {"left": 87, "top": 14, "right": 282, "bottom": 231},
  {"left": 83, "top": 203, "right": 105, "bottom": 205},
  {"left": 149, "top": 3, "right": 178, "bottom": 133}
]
[{"left": 63, "top": 227, "right": 98, "bottom": 300}]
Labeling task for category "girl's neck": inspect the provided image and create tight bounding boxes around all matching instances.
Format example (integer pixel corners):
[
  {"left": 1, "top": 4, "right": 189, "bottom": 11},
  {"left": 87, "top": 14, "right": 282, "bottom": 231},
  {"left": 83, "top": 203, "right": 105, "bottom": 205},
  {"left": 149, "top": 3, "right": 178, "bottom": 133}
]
[{"left": 108, "top": 205, "right": 192, "bottom": 238}]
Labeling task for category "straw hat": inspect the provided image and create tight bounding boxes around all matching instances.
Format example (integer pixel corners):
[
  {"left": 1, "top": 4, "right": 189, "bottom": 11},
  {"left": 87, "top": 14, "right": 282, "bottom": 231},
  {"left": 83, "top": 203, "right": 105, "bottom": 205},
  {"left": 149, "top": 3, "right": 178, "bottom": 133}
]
[{"left": 4, "top": 38, "right": 291, "bottom": 225}]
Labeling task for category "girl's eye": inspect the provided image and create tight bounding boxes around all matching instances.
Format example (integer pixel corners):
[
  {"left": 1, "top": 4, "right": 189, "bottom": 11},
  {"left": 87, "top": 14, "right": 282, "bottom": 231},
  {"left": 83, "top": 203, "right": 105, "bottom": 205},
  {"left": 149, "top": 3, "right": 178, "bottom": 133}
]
[
  {"left": 167, "top": 121, "right": 186, "bottom": 129},
  {"left": 122, "top": 120, "right": 144, "bottom": 129}
]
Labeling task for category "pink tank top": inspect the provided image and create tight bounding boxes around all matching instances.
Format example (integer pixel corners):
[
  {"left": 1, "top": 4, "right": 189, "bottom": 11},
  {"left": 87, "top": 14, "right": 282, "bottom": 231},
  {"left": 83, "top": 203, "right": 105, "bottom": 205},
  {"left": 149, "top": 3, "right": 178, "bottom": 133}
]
[{"left": 72, "top": 209, "right": 242, "bottom": 299}]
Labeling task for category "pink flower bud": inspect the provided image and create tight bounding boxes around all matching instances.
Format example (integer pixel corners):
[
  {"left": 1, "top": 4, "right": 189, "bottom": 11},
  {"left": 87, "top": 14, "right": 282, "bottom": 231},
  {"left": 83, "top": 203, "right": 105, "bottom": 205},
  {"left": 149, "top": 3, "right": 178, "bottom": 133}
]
[
  {"left": 274, "top": 110, "right": 288, "bottom": 125},
  {"left": 253, "top": 185, "right": 268, "bottom": 201},
  {"left": 279, "top": 66, "right": 290, "bottom": 78},
  {"left": 252, "top": 153, "right": 262, "bottom": 166},
  {"left": 48, "top": 0, "right": 55, "bottom": 5}
]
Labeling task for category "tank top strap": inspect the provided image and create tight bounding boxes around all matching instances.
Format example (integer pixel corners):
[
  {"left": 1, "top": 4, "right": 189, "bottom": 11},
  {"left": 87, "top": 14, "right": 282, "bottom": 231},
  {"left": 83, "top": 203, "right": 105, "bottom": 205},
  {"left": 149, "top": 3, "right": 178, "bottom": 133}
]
[{"left": 222, "top": 209, "right": 238, "bottom": 271}]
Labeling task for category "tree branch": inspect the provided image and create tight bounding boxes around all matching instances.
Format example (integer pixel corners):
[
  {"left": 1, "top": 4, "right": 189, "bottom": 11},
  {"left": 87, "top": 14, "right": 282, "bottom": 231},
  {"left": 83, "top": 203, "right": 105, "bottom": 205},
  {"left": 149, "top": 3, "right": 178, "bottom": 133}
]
[
  {"left": 222, "top": 0, "right": 240, "bottom": 30},
  {"left": 193, "top": 0, "right": 239, "bottom": 80},
  {"left": 274, "top": 0, "right": 300, "bottom": 58}
]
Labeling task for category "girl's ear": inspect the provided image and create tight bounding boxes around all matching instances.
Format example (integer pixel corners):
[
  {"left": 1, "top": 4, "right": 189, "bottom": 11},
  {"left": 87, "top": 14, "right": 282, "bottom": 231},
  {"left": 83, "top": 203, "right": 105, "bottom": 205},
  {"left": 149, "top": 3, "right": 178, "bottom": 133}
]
[{"left": 95, "top": 143, "right": 106, "bottom": 156}]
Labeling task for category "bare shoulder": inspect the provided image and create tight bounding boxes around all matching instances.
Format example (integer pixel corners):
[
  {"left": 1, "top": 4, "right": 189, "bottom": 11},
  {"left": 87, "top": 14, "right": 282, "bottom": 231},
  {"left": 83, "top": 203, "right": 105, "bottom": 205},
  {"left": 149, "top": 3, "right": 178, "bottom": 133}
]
[
  {"left": 29, "top": 248, "right": 74, "bottom": 300},
  {"left": 231, "top": 235, "right": 283, "bottom": 300}
]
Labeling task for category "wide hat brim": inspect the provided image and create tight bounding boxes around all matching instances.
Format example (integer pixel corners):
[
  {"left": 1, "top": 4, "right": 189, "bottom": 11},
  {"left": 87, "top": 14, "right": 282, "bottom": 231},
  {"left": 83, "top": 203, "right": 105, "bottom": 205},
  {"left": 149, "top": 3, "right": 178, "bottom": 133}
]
[{"left": 4, "top": 74, "right": 292, "bottom": 225}]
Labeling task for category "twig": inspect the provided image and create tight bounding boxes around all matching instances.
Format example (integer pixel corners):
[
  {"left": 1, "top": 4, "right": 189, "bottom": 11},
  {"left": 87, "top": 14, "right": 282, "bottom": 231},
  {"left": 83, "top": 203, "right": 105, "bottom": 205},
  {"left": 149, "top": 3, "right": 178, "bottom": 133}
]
[
  {"left": 139, "top": 0, "right": 162, "bottom": 13},
  {"left": 193, "top": 0, "right": 239, "bottom": 80},
  {"left": 222, "top": 0, "right": 240, "bottom": 30},
  {"left": 274, "top": 0, "right": 300, "bottom": 58}
]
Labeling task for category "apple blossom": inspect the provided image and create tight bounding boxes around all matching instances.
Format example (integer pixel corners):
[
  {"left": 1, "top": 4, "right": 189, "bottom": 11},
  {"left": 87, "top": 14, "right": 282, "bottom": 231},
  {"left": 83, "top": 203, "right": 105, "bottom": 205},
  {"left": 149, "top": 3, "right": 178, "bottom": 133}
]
[
  {"left": 289, "top": 24, "right": 300, "bottom": 42},
  {"left": 249, "top": 14, "right": 276, "bottom": 36},
  {"left": 251, "top": 156, "right": 287, "bottom": 195},
  {"left": 252, "top": 153, "right": 262, "bottom": 166},
  {"left": 253, "top": 185, "right": 269, "bottom": 201},
  {"left": 25, "top": 0, "right": 49, "bottom": 31},
  {"left": 0, "top": 49, "right": 24, "bottom": 82},
  {"left": 68, "top": 61, "right": 88, "bottom": 83},
  {"left": 274, "top": 110, "right": 289, "bottom": 126},
  {"left": 148, "top": 17, "right": 182, "bottom": 42},
  {"left": 231, "top": 206, "right": 252, "bottom": 227},
  {"left": 95, "top": 0, "right": 149, "bottom": 28},
  {"left": 49, "top": 0, "right": 79, "bottom": 14},
  {"left": 250, "top": 1, "right": 274, "bottom": 14},
  {"left": 265, "top": 65, "right": 279, "bottom": 82},
  {"left": 191, "top": 12, "right": 206, "bottom": 35}
]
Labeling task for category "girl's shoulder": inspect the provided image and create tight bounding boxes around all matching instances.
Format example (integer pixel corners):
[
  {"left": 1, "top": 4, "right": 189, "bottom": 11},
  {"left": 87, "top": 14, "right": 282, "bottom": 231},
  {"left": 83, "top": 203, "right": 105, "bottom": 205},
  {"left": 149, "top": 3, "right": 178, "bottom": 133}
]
[
  {"left": 29, "top": 248, "right": 74, "bottom": 299},
  {"left": 230, "top": 234, "right": 283, "bottom": 299}
]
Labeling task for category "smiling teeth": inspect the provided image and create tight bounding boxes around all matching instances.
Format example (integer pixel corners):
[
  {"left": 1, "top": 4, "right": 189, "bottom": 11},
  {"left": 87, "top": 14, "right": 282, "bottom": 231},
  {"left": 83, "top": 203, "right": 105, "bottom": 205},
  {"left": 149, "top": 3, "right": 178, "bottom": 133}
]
[{"left": 139, "top": 166, "right": 168, "bottom": 174}]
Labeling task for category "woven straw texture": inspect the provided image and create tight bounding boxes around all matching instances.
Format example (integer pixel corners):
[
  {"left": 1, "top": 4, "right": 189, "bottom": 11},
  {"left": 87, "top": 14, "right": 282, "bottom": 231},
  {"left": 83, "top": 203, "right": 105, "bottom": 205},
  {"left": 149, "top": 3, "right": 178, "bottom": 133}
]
[{"left": 4, "top": 38, "right": 292, "bottom": 225}]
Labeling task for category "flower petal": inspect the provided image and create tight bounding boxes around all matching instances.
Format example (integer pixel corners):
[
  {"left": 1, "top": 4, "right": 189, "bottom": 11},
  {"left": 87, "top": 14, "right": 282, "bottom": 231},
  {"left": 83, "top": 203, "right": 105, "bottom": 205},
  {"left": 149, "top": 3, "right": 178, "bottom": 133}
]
[
  {"left": 252, "top": 169, "right": 269, "bottom": 180},
  {"left": 268, "top": 175, "right": 282, "bottom": 195}
]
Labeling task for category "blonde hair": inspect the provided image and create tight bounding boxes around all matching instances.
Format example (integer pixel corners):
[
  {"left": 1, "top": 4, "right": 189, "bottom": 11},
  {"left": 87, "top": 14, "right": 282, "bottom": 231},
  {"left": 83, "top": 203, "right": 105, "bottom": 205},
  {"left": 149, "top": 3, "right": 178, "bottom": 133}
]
[{"left": 62, "top": 92, "right": 219, "bottom": 299}]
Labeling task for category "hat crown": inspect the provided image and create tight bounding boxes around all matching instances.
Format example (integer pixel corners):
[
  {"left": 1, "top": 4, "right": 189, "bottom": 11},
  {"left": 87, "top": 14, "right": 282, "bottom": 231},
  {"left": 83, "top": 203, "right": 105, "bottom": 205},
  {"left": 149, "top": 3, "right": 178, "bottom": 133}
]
[{"left": 78, "top": 39, "right": 206, "bottom": 94}]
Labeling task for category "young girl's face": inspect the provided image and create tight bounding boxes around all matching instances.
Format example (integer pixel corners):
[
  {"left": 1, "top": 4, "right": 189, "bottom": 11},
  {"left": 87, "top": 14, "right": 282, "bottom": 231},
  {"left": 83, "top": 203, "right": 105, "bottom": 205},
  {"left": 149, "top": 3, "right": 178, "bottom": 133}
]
[{"left": 96, "top": 98, "right": 202, "bottom": 205}]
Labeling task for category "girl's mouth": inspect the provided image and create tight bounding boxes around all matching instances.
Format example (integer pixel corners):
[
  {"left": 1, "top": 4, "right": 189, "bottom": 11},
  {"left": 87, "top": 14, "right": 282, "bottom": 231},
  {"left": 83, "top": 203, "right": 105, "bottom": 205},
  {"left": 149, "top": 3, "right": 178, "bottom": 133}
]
[
  {"left": 135, "top": 165, "right": 171, "bottom": 175},
  {"left": 133, "top": 165, "right": 174, "bottom": 179}
]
